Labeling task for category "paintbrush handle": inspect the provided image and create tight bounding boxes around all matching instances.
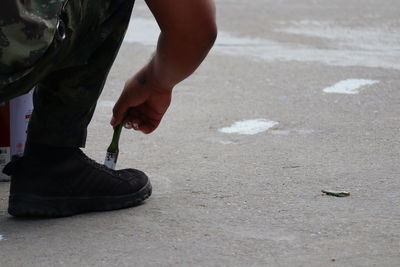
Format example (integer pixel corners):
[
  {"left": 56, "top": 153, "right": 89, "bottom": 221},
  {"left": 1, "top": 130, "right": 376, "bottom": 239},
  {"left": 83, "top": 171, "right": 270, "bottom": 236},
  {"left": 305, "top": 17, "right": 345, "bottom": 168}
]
[{"left": 107, "top": 124, "right": 123, "bottom": 153}]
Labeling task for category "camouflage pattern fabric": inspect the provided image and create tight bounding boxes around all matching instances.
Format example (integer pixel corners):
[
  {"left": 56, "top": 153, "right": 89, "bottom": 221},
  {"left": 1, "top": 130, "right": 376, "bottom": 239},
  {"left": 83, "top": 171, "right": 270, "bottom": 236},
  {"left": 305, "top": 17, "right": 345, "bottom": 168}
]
[
  {"left": 0, "top": 0, "right": 135, "bottom": 147},
  {"left": 0, "top": 0, "right": 65, "bottom": 82}
]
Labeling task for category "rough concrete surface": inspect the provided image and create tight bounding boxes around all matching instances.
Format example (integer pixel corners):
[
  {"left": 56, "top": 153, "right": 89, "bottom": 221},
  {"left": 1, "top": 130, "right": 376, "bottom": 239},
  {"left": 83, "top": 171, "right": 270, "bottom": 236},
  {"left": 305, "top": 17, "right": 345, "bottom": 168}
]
[{"left": 1, "top": 0, "right": 400, "bottom": 266}]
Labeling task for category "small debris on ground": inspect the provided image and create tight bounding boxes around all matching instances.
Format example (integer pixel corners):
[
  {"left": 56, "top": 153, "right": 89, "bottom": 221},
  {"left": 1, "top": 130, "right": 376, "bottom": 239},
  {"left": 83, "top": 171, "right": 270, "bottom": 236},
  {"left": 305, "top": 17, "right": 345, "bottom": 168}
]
[
  {"left": 282, "top": 165, "right": 302, "bottom": 169},
  {"left": 322, "top": 190, "right": 350, "bottom": 197}
]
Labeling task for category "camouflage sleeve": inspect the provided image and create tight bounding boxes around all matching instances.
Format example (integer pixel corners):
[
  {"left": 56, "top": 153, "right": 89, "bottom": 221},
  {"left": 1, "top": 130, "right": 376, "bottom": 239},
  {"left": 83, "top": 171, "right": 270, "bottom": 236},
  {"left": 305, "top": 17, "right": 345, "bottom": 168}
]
[{"left": 0, "top": 0, "right": 65, "bottom": 75}]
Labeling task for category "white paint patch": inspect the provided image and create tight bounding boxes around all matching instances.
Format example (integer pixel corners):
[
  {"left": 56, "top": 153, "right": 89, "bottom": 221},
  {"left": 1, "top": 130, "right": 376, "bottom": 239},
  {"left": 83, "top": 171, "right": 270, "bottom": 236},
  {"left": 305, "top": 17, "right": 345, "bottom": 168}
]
[
  {"left": 0, "top": 235, "right": 5, "bottom": 241},
  {"left": 323, "top": 79, "right": 379, "bottom": 94},
  {"left": 219, "top": 119, "right": 278, "bottom": 135}
]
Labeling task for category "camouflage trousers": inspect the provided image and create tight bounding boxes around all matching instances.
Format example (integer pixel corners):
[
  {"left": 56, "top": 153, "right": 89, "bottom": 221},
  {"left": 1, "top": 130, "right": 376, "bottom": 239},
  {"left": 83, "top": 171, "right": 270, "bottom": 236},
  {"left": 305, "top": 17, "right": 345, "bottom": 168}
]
[{"left": 0, "top": 0, "right": 135, "bottom": 147}]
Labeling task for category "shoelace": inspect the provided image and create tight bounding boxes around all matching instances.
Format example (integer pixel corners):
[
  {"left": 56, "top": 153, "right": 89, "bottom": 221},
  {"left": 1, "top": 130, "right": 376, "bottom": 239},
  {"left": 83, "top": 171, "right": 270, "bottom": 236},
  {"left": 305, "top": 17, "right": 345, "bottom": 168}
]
[{"left": 76, "top": 149, "right": 121, "bottom": 176}]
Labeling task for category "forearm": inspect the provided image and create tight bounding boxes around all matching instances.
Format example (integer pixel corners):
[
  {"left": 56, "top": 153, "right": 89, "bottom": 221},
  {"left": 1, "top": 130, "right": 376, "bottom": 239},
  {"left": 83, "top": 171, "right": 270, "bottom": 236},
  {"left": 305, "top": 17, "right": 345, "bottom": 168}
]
[
  {"left": 148, "top": 29, "right": 216, "bottom": 90},
  {"left": 112, "top": 0, "right": 217, "bottom": 130}
]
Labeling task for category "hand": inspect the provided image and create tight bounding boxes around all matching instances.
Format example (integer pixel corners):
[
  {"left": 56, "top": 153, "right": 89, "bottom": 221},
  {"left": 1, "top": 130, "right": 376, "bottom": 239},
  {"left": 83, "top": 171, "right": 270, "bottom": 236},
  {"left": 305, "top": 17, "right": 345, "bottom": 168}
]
[{"left": 111, "top": 67, "right": 172, "bottom": 134}]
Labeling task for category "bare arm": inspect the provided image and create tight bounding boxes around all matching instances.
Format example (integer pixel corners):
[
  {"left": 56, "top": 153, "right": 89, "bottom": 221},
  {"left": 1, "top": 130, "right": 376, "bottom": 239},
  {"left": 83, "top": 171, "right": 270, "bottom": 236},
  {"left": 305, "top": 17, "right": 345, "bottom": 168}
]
[
  {"left": 145, "top": 0, "right": 217, "bottom": 88},
  {"left": 111, "top": 0, "right": 217, "bottom": 133}
]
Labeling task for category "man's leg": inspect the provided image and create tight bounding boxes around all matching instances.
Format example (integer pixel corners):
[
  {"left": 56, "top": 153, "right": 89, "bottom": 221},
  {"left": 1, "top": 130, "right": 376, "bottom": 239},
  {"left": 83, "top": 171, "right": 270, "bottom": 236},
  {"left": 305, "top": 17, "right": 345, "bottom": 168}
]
[
  {"left": 4, "top": 0, "right": 152, "bottom": 217},
  {"left": 28, "top": 0, "right": 134, "bottom": 148}
]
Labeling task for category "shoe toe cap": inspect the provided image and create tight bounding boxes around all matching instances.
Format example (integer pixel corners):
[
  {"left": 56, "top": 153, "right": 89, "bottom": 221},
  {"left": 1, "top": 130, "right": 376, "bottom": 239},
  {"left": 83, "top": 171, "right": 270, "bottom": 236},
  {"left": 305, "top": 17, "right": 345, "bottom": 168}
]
[{"left": 118, "top": 168, "right": 150, "bottom": 191}]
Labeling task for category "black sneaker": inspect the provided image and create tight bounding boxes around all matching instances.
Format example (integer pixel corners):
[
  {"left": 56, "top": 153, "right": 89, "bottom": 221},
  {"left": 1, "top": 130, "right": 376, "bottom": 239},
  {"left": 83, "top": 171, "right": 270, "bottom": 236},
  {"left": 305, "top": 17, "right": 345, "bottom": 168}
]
[{"left": 2, "top": 148, "right": 152, "bottom": 217}]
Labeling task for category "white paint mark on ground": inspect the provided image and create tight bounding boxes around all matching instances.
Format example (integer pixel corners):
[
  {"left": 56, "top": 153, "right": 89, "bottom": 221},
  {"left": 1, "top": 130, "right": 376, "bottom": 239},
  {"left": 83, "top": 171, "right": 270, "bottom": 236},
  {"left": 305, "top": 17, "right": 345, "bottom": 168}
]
[
  {"left": 0, "top": 235, "right": 5, "bottom": 241},
  {"left": 219, "top": 119, "right": 278, "bottom": 135},
  {"left": 323, "top": 79, "right": 379, "bottom": 94}
]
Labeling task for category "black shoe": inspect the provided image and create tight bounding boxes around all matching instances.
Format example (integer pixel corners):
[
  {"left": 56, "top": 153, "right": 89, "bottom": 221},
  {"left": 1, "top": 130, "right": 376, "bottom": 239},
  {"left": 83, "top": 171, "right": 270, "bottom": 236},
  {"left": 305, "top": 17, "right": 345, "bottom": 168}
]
[{"left": 2, "top": 148, "right": 152, "bottom": 217}]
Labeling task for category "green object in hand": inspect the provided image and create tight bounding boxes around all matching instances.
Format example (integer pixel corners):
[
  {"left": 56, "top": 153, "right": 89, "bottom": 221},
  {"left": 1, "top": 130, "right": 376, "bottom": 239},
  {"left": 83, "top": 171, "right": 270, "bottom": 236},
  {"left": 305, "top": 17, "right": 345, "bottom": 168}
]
[{"left": 104, "top": 124, "right": 123, "bottom": 169}]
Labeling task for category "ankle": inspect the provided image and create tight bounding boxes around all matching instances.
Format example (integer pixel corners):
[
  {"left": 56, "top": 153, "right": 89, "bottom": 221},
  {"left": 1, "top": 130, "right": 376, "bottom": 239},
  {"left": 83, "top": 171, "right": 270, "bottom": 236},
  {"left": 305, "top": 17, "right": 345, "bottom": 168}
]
[{"left": 24, "top": 142, "right": 77, "bottom": 158}]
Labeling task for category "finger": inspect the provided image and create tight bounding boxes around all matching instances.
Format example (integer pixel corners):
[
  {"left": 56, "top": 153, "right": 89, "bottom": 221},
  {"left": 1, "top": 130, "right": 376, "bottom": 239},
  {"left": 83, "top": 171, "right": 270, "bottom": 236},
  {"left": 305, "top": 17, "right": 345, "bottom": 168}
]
[
  {"left": 136, "top": 103, "right": 165, "bottom": 122},
  {"left": 111, "top": 98, "right": 130, "bottom": 127},
  {"left": 125, "top": 109, "right": 143, "bottom": 131},
  {"left": 125, "top": 107, "right": 161, "bottom": 133},
  {"left": 124, "top": 118, "right": 142, "bottom": 130},
  {"left": 138, "top": 124, "right": 155, "bottom": 134},
  {"left": 138, "top": 119, "right": 161, "bottom": 134},
  {"left": 123, "top": 121, "right": 133, "bottom": 129}
]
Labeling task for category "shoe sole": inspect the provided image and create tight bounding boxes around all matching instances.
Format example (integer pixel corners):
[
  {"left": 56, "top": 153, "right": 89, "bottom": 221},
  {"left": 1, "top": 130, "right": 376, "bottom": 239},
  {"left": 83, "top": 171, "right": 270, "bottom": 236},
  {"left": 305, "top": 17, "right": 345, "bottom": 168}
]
[{"left": 8, "top": 181, "right": 152, "bottom": 217}]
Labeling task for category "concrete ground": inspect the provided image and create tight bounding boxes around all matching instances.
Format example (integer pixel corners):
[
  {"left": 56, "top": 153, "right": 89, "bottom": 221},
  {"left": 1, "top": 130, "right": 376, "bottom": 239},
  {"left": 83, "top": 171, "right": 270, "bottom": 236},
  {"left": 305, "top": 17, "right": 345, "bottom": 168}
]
[{"left": 1, "top": 0, "right": 399, "bottom": 266}]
